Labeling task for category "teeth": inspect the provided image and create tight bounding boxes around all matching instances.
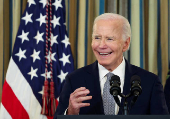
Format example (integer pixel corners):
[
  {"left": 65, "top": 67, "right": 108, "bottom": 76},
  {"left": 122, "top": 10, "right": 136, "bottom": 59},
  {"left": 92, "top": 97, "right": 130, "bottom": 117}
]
[{"left": 100, "top": 53, "right": 109, "bottom": 55}]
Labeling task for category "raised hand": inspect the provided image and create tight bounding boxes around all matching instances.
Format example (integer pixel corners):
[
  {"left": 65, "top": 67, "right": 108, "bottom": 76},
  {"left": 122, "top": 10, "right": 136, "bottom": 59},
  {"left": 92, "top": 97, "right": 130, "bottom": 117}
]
[{"left": 67, "top": 87, "right": 92, "bottom": 115}]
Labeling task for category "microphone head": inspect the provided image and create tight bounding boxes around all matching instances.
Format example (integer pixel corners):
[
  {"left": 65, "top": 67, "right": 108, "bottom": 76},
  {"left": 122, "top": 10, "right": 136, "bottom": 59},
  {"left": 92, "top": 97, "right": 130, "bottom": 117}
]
[
  {"left": 109, "top": 75, "right": 121, "bottom": 96},
  {"left": 130, "top": 75, "right": 142, "bottom": 96},
  {"left": 130, "top": 75, "right": 141, "bottom": 85},
  {"left": 110, "top": 75, "right": 121, "bottom": 86}
]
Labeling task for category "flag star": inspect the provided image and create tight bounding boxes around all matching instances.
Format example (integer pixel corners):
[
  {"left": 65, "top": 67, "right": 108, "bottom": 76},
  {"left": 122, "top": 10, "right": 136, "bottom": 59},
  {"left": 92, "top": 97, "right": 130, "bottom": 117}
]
[
  {"left": 59, "top": 53, "right": 71, "bottom": 66},
  {"left": 58, "top": 70, "right": 68, "bottom": 83},
  {"left": 28, "top": 0, "right": 36, "bottom": 7},
  {"left": 17, "top": 30, "right": 29, "bottom": 43},
  {"left": 39, "top": 86, "right": 44, "bottom": 95},
  {"left": 34, "top": 31, "right": 44, "bottom": 44},
  {"left": 52, "top": 0, "right": 63, "bottom": 11},
  {"left": 51, "top": 52, "right": 57, "bottom": 62},
  {"left": 39, "top": 0, "right": 47, "bottom": 8},
  {"left": 28, "top": 67, "right": 38, "bottom": 80},
  {"left": 63, "top": 22, "right": 66, "bottom": 26},
  {"left": 22, "top": 12, "right": 33, "bottom": 25},
  {"left": 36, "top": 13, "right": 46, "bottom": 27},
  {"left": 49, "top": 33, "right": 58, "bottom": 46},
  {"left": 15, "top": 48, "right": 27, "bottom": 61},
  {"left": 41, "top": 71, "right": 51, "bottom": 79},
  {"left": 45, "top": 51, "right": 57, "bottom": 63},
  {"left": 61, "top": 35, "right": 70, "bottom": 48},
  {"left": 51, "top": 16, "right": 60, "bottom": 28},
  {"left": 57, "top": 97, "right": 59, "bottom": 101},
  {"left": 30, "top": 49, "right": 41, "bottom": 62}
]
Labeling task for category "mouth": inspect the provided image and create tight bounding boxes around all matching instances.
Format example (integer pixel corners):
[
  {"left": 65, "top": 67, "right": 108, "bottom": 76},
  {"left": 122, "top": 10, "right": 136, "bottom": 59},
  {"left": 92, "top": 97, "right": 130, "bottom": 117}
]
[{"left": 98, "top": 52, "right": 112, "bottom": 56}]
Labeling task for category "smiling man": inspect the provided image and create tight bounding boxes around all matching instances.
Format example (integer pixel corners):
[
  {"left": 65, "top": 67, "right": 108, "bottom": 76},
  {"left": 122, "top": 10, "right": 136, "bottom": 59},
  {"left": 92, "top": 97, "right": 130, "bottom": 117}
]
[{"left": 54, "top": 13, "right": 168, "bottom": 117}]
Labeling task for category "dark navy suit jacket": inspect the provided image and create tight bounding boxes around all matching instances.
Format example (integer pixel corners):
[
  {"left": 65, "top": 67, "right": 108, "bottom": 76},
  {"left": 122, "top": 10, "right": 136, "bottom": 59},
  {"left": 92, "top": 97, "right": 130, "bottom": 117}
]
[
  {"left": 164, "top": 70, "right": 170, "bottom": 113},
  {"left": 54, "top": 60, "right": 169, "bottom": 118}
]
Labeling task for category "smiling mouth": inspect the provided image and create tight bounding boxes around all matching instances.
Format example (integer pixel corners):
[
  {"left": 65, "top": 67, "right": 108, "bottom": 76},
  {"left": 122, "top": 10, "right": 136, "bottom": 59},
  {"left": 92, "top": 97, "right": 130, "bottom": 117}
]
[{"left": 98, "top": 52, "right": 112, "bottom": 56}]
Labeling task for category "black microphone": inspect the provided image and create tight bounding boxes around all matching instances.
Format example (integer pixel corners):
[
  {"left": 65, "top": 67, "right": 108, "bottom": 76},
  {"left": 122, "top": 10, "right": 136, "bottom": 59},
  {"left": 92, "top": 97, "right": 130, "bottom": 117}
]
[
  {"left": 109, "top": 75, "right": 121, "bottom": 107},
  {"left": 130, "top": 75, "right": 142, "bottom": 106}
]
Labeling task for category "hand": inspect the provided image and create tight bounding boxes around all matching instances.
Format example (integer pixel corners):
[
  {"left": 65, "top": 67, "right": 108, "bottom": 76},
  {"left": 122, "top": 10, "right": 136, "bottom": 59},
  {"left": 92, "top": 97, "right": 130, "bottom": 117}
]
[{"left": 67, "top": 87, "right": 92, "bottom": 115}]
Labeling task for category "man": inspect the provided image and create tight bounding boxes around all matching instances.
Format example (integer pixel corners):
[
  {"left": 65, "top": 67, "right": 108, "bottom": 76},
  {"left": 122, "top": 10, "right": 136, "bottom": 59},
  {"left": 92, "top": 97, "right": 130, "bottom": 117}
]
[
  {"left": 54, "top": 13, "right": 169, "bottom": 117},
  {"left": 164, "top": 70, "right": 170, "bottom": 113}
]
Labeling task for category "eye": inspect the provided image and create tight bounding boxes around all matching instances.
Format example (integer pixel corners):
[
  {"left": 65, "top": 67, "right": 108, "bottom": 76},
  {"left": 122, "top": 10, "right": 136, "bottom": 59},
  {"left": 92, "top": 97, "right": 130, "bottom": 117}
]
[
  {"left": 95, "top": 36, "right": 101, "bottom": 40},
  {"left": 107, "top": 38, "right": 113, "bottom": 40},
  {"left": 107, "top": 37, "right": 115, "bottom": 41},
  {"left": 107, "top": 38, "right": 114, "bottom": 41}
]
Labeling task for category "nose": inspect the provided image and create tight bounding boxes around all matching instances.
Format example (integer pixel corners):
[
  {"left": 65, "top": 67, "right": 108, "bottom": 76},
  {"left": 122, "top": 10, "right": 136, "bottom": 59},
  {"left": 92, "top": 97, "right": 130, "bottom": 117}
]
[{"left": 99, "top": 39, "right": 107, "bottom": 48}]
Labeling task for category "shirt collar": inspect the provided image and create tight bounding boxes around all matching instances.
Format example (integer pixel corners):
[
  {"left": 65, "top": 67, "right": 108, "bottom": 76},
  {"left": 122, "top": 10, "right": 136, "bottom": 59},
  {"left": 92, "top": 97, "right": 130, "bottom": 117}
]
[{"left": 98, "top": 57, "right": 125, "bottom": 81}]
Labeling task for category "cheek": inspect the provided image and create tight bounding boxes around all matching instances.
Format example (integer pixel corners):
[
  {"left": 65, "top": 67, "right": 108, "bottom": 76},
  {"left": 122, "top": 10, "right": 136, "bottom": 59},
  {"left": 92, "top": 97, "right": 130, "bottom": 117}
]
[
  {"left": 91, "top": 41, "right": 98, "bottom": 49},
  {"left": 107, "top": 43, "right": 117, "bottom": 49},
  {"left": 107, "top": 43, "right": 122, "bottom": 52}
]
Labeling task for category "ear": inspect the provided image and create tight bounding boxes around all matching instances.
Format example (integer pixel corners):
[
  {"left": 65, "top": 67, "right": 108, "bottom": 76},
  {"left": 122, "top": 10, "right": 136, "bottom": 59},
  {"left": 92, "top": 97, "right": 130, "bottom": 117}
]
[{"left": 122, "top": 37, "right": 130, "bottom": 52}]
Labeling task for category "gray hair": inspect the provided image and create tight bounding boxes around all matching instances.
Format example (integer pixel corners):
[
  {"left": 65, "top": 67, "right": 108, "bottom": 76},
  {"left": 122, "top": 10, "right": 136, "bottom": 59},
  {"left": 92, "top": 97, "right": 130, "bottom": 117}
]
[{"left": 93, "top": 13, "right": 131, "bottom": 41}]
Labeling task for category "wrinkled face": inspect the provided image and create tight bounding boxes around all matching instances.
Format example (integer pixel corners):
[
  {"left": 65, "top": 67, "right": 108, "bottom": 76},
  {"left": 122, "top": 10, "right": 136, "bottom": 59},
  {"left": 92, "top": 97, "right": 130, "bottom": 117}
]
[{"left": 91, "top": 19, "right": 130, "bottom": 71}]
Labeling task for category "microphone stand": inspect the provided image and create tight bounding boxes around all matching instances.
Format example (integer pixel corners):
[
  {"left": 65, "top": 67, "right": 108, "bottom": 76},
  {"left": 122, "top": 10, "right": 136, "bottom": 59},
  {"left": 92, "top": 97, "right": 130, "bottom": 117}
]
[{"left": 119, "top": 93, "right": 131, "bottom": 115}]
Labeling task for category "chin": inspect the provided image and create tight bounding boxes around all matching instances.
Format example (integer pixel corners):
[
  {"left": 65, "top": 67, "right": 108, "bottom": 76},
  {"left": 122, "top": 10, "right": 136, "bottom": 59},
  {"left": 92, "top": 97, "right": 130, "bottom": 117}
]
[{"left": 98, "top": 61, "right": 110, "bottom": 67}]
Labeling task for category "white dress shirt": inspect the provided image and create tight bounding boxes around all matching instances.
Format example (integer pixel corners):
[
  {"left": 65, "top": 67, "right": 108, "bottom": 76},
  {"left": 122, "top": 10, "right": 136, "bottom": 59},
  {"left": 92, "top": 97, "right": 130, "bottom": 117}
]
[{"left": 98, "top": 57, "right": 125, "bottom": 115}]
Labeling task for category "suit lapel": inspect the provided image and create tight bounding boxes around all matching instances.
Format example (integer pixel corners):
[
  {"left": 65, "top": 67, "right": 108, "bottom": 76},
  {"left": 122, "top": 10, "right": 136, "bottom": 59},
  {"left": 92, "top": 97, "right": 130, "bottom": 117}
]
[
  {"left": 118, "top": 59, "right": 137, "bottom": 115},
  {"left": 123, "top": 59, "right": 133, "bottom": 95},
  {"left": 84, "top": 61, "right": 104, "bottom": 114}
]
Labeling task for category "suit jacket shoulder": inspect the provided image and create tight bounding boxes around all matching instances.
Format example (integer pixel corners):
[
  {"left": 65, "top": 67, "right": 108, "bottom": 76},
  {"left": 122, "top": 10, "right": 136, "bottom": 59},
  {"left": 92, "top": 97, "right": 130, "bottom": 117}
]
[{"left": 122, "top": 60, "right": 169, "bottom": 115}]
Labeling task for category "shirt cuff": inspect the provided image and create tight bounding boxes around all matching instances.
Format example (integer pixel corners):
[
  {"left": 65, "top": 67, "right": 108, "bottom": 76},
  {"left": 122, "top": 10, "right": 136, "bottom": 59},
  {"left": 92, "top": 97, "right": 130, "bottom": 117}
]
[
  {"left": 64, "top": 108, "right": 68, "bottom": 115},
  {"left": 64, "top": 107, "right": 79, "bottom": 115}
]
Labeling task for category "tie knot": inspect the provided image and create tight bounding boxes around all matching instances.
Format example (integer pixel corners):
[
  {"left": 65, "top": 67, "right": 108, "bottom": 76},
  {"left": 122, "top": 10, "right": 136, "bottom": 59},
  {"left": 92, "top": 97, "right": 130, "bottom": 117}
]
[{"left": 107, "top": 72, "right": 114, "bottom": 81}]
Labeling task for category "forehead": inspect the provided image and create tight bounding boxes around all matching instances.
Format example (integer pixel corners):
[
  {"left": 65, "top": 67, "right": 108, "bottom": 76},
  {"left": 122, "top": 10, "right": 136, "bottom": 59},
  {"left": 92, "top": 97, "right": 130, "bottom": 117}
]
[{"left": 93, "top": 19, "right": 123, "bottom": 36}]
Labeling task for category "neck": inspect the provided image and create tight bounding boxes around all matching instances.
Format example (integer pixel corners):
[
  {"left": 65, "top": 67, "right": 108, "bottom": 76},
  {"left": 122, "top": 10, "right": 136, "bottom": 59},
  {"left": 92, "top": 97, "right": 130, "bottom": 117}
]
[{"left": 105, "top": 57, "right": 123, "bottom": 72}]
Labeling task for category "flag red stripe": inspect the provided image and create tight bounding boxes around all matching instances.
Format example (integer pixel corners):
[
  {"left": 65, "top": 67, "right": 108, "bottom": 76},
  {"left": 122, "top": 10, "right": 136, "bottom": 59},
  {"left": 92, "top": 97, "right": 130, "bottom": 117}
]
[{"left": 2, "top": 80, "right": 29, "bottom": 119}]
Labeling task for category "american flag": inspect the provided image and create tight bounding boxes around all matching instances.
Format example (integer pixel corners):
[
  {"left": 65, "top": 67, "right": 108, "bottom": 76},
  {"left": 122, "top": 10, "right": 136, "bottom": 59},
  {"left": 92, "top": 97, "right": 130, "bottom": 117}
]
[{"left": 0, "top": 0, "right": 74, "bottom": 118}]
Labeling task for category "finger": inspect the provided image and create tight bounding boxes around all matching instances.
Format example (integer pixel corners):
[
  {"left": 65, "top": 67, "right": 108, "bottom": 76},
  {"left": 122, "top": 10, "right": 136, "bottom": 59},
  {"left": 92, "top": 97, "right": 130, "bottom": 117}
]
[
  {"left": 74, "top": 89, "right": 90, "bottom": 97},
  {"left": 72, "top": 87, "right": 86, "bottom": 95},
  {"left": 78, "top": 103, "right": 91, "bottom": 108},
  {"left": 76, "top": 96, "right": 92, "bottom": 103},
  {"left": 69, "top": 89, "right": 89, "bottom": 103}
]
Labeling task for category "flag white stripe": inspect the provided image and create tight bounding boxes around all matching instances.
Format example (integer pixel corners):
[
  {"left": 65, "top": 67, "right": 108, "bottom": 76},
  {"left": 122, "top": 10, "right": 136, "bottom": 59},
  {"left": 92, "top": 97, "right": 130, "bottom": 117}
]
[
  {"left": 6, "top": 58, "right": 47, "bottom": 119},
  {"left": 0, "top": 103, "right": 12, "bottom": 119}
]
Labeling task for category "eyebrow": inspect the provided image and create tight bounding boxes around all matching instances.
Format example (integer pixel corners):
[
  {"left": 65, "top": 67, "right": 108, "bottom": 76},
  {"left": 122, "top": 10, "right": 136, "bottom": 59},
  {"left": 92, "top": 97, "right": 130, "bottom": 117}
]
[
  {"left": 92, "top": 34, "right": 116, "bottom": 39},
  {"left": 106, "top": 36, "right": 115, "bottom": 39},
  {"left": 93, "top": 34, "right": 101, "bottom": 36},
  {"left": 92, "top": 34, "right": 101, "bottom": 38}
]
